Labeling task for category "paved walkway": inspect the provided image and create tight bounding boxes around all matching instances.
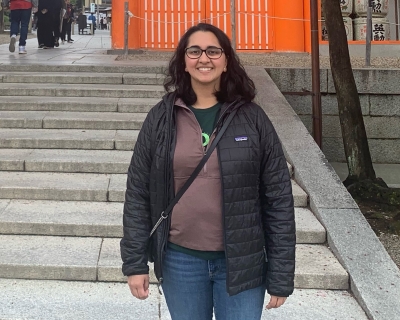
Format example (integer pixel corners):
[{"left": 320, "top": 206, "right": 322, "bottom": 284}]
[{"left": 0, "top": 28, "right": 115, "bottom": 65}]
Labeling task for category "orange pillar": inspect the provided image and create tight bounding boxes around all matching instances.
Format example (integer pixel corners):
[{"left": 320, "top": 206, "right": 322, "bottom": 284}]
[
  {"left": 304, "top": 0, "right": 311, "bottom": 53},
  {"left": 128, "top": 0, "right": 140, "bottom": 49},
  {"left": 273, "top": 0, "right": 305, "bottom": 52},
  {"left": 111, "top": 0, "right": 124, "bottom": 49},
  {"left": 111, "top": 0, "right": 140, "bottom": 50}
]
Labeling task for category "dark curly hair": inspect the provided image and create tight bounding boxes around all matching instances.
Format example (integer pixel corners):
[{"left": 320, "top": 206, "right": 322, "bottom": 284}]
[{"left": 164, "top": 23, "right": 256, "bottom": 105}]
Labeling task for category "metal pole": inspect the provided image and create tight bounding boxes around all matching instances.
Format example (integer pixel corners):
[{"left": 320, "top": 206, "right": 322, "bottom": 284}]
[
  {"left": 124, "top": 1, "right": 129, "bottom": 58},
  {"left": 365, "top": 0, "right": 372, "bottom": 66},
  {"left": 96, "top": 0, "right": 100, "bottom": 30},
  {"left": 230, "top": 0, "right": 236, "bottom": 50},
  {"left": 310, "top": 0, "right": 322, "bottom": 148},
  {"left": 395, "top": 0, "right": 399, "bottom": 41}
]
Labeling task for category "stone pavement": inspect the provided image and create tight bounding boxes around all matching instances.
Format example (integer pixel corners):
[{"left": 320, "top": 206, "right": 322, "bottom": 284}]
[
  {"left": 0, "top": 28, "right": 115, "bottom": 65},
  {"left": 0, "top": 279, "right": 367, "bottom": 320}
]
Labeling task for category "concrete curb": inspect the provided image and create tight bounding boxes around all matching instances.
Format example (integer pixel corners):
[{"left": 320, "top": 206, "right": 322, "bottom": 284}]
[{"left": 246, "top": 66, "right": 400, "bottom": 320}]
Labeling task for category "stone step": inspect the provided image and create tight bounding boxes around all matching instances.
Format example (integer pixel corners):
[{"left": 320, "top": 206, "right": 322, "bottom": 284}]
[
  {"left": 0, "top": 149, "right": 132, "bottom": 173},
  {"left": 107, "top": 174, "right": 309, "bottom": 206},
  {"left": 0, "top": 235, "right": 348, "bottom": 289},
  {"left": 0, "top": 200, "right": 324, "bottom": 243},
  {"left": 0, "top": 72, "right": 165, "bottom": 85},
  {"left": 0, "top": 172, "right": 308, "bottom": 205},
  {"left": 0, "top": 83, "right": 165, "bottom": 98},
  {"left": 0, "top": 111, "right": 147, "bottom": 130},
  {"left": 0, "top": 279, "right": 367, "bottom": 320},
  {"left": 0, "top": 62, "right": 167, "bottom": 74},
  {"left": 0, "top": 96, "right": 159, "bottom": 113},
  {"left": 0, "top": 149, "right": 293, "bottom": 176},
  {"left": 1, "top": 72, "right": 123, "bottom": 84},
  {"left": 0, "top": 172, "right": 111, "bottom": 202},
  {"left": 0, "top": 129, "right": 138, "bottom": 150}
]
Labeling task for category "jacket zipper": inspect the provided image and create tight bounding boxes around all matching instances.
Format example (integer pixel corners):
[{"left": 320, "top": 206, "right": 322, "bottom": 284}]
[
  {"left": 217, "top": 144, "right": 230, "bottom": 293},
  {"left": 156, "top": 99, "right": 176, "bottom": 291},
  {"left": 214, "top": 99, "right": 246, "bottom": 294},
  {"left": 263, "top": 245, "right": 268, "bottom": 262},
  {"left": 214, "top": 101, "right": 237, "bottom": 294}
]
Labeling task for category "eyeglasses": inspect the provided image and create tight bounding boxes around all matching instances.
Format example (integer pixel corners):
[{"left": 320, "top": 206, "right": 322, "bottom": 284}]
[{"left": 185, "top": 46, "right": 224, "bottom": 60}]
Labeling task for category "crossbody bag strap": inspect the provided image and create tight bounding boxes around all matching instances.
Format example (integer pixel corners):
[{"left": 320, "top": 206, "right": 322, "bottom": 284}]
[{"left": 149, "top": 107, "right": 238, "bottom": 237}]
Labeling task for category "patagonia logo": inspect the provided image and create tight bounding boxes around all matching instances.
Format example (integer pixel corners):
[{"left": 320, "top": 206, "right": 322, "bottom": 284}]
[{"left": 235, "top": 136, "right": 248, "bottom": 142}]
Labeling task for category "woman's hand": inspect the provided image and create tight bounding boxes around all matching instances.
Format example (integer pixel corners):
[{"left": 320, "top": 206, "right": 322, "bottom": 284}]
[
  {"left": 128, "top": 274, "right": 150, "bottom": 300},
  {"left": 266, "top": 295, "right": 287, "bottom": 309},
  {"left": 41, "top": 9, "right": 48, "bottom": 14}
]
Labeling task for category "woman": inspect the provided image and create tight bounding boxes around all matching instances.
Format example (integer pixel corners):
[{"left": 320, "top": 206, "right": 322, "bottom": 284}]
[
  {"left": 61, "top": 0, "right": 74, "bottom": 44},
  {"left": 121, "top": 23, "right": 295, "bottom": 320},
  {"left": 37, "top": 0, "right": 63, "bottom": 48}
]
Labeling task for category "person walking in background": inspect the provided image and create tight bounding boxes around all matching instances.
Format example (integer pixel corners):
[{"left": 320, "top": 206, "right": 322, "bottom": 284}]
[
  {"left": 106, "top": 15, "right": 111, "bottom": 30},
  {"left": 2, "top": 0, "right": 38, "bottom": 54},
  {"left": 121, "top": 23, "right": 295, "bottom": 320},
  {"left": 32, "top": 10, "right": 38, "bottom": 30},
  {"left": 77, "top": 10, "right": 86, "bottom": 35},
  {"left": 61, "top": 0, "right": 74, "bottom": 44},
  {"left": 37, "top": 0, "right": 63, "bottom": 48},
  {"left": 88, "top": 12, "right": 96, "bottom": 34}
]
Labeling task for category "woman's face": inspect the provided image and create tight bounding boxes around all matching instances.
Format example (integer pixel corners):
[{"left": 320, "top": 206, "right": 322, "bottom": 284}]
[{"left": 184, "top": 31, "right": 227, "bottom": 90}]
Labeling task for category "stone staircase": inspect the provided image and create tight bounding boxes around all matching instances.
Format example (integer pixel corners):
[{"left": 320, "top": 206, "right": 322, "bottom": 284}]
[{"left": 0, "top": 68, "right": 364, "bottom": 319}]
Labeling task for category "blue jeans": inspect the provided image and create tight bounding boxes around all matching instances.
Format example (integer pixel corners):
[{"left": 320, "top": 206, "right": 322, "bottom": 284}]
[
  {"left": 10, "top": 9, "right": 32, "bottom": 46},
  {"left": 162, "top": 247, "right": 266, "bottom": 320}
]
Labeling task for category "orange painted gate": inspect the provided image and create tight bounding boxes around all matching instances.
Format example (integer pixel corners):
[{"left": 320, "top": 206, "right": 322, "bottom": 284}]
[{"left": 139, "top": 0, "right": 273, "bottom": 50}]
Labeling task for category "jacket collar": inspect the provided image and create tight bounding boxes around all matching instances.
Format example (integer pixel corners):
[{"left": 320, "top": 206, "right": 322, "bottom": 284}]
[{"left": 162, "top": 92, "right": 247, "bottom": 113}]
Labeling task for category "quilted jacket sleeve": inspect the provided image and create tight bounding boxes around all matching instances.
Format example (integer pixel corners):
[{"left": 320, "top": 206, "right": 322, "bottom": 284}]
[
  {"left": 120, "top": 107, "right": 156, "bottom": 277},
  {"left": 257, "top": 107, "right": 296, "bottom": 297}
]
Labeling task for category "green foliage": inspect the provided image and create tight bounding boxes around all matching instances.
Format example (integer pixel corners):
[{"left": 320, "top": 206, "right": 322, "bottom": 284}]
[
  {"left": 71, "top": 0, "right": 83, "bottom": 9},
  {"left": 3, "top": 10, "right": 9, "bottom": 24}
]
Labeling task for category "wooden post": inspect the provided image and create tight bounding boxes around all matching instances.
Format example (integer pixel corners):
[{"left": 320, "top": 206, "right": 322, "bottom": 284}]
[
  {"left": 310, "top": 0, "right": 322, "bottom": 148},
  {"left": 124, "top": 1, "right": 128, "bottom": 57},
  {"left": 230, "top": 0, "right": 236, "bottom": 50},
  {"left": 96, "top": 0, "right": 100, "bottom": 30},
  {"left": 365, "top": 1, "right": 372, "bottom": 66},
  {"left": 395, "top": 0, "right": 399, "bottom": 40}
]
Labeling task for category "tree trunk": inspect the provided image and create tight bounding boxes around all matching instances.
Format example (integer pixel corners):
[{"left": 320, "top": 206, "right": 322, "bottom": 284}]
[{"left": 321, "top": 0, "right": 376, "bottom": 185}]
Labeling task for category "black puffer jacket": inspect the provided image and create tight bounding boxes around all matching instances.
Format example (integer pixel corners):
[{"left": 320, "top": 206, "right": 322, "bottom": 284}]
[{"left": 121, "top": 93, "right": 296, "bottom": 297}]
